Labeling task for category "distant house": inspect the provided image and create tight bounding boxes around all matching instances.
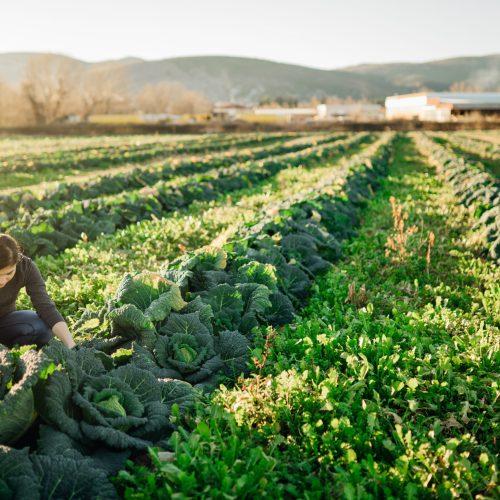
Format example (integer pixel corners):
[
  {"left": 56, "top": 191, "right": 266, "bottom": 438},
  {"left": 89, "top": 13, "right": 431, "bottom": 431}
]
[
  {"left": 316, "top": 103, "right": 384, "bottom": 121},
  {"left": 252, "top": 107, "right": 317, "bottom": 123},
  {"left": 385, "top": 92, "right": 500, "bottom": 121},
  {"left": 56, "top": 114, "right": 82, "bottom": 124},
  {"left": 212, "top": 102, "right": 251, "bottom": 120},
  {"left": 140, "top": 113, "right": 182, "bottom": 123}
]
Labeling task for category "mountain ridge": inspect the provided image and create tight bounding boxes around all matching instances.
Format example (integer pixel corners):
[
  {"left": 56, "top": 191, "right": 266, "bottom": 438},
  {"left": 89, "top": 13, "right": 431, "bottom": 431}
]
[{"left": 1, "top": 52, "right": 499, "bottom": 102}]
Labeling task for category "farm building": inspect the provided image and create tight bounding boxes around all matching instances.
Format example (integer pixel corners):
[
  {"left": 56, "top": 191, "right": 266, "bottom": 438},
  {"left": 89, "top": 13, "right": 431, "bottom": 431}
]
[
  {"left": 316, "top": 103, "right": 384, "bottom": 121},
  {"left": 252, "top": 107, "right": 317, "bottom": 123},
  {"left": 140, "top": 112, "right": 183, "bottom": 123},
  {"left": 385, "top": 92, "right": 500, "bottom": 121},
  {"left": 212, "top": 102, "right": 251, "bottom": 120}
]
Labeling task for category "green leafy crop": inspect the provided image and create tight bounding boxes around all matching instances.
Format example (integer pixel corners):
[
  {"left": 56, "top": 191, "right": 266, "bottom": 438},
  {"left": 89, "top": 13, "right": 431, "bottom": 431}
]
[
  {"left": 37, "top": 342, "right": 195, "bottom": 451},
  {"left": 0, "top": 346, "right": 53, "bottom": 445}
]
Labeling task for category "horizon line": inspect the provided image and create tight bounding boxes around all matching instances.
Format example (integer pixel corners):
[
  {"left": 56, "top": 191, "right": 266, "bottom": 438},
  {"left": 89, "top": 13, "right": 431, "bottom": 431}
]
[{"left": 1, "top": 50, "right": 499, "bottom": 72}]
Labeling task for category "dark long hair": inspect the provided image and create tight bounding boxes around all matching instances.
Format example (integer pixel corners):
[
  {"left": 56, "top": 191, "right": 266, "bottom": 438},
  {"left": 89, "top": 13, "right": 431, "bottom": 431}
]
[{"left": 0, "top": 234, "right": 22, "bottom": 268}]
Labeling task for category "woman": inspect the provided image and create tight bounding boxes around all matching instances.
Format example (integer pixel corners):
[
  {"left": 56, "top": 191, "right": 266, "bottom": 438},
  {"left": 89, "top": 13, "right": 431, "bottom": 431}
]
[{"left": 0, "top": 233, "right": 75, "bottom": 349}]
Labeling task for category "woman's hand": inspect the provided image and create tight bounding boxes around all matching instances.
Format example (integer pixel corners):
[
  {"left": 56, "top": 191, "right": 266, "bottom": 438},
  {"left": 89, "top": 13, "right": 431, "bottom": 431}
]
[{"left": 52, "top": 321, "right": 76, "bottom": 349}]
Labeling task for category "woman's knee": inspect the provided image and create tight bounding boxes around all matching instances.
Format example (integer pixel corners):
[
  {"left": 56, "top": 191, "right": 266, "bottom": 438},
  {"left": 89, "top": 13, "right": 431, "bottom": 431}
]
[
  {"left": 0, "top": 310, "right": 53, "bottom": 348},
  {"left": 33, "top": 323, "right": 53, "bottom": 347},
  {"left": 24, "top": 312, "right": 53, "bottom": 347}
]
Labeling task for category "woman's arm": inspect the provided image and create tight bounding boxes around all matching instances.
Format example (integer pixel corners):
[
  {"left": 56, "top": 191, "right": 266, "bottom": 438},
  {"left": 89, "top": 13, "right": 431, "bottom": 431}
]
[
  {"left": 24, "top": 257, "right": 76, "bottom": 347},
  {"left": 52, "top": 321, "right": 76, "bottom": 349},
  {"left": 24, "top": 259, "right": 65, "bottom": 327}
]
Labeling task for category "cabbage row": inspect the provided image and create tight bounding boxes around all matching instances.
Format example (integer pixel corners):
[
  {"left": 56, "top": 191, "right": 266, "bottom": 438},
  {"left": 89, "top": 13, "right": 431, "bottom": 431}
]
[
  {"left": 416, "top": 133, "right": 499, "bottom": 261},
  {"left": 6, "top": 134, "right": 372, "bottom": 258},
  {"left": 0, "top": 132, "right": 291, "bottom": 175},
  {"left": 0, "top": 133, "right": 203, "bottom": 162},
  {"left": 431, "top": 133, "right": 500, "bottom": 178},
  {"left": 0, "top": 133, "right": 339, "bottom": 217},
  {"left": 0, "top": 137, "right": 395, "bottom": 498},
  {"left": 0, "top": 133, "right": 197, "bottom": 156},
  {"left": 447, "top": 133, "right": 500, "bottom": 160}
]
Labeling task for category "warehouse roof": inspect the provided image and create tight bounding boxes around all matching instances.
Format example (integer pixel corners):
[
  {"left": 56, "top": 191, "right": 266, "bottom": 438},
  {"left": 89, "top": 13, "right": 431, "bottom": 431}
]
[
  {"left": 387, "top": 91, "right": 499, "bottom": 102},
  {"left": 386, "top": 92, "right": 500, "bottom": 110}
]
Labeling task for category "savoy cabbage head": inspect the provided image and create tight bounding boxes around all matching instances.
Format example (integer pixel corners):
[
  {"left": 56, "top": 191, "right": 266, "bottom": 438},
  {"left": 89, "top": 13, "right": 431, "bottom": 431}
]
[
  {"left": 182, "top": 247, "right": 227, "bottom": 271},
  {"left": 133, "top": 311, "right": 250, "bottom": 390},
  {"left": 31, "top": 453, "right": 119, "bottom": 500},
  {"left": 37, "top": 342, "right": 195, "bottom": 451},
  {"left": 0, "top": 446, "right": 37, "bottom": 500},
  {"left": 0, "top": 444, "right": 118, "bottom": 500},
  {"left": 76, "top": 271, "right": 187, "bottom": 353},
  {"left": 114, "top": 271, "right": 186, "bottom": 321},
  {"left": 0, "top": 345, "right": 53, "bottom": 445},
  {"left": 231, "top": 238, "right": 312, "bottom": 306},
  {"left": 172, "top": 247, "right": 230, "bottom": 292}
]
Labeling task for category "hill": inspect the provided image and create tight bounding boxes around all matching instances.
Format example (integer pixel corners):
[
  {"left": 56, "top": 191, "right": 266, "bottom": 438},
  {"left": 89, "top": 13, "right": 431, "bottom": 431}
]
[
  {"left": 0, "top": 53, "right": 498, "bottom": 102},
  {"left": 344, "top": 54, "right": 500, "bottom": 92}
]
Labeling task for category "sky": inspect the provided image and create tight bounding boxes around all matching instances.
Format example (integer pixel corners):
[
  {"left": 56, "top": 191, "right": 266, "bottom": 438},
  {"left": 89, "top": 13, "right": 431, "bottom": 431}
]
[{"left": 0, "top": 0, "right": 499, "bottom": 69}]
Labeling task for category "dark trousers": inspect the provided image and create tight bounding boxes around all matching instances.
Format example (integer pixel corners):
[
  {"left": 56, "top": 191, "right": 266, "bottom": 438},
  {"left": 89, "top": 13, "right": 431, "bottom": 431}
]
[{"left": 0, "top": 310, "right": 53, "bottom": 348}]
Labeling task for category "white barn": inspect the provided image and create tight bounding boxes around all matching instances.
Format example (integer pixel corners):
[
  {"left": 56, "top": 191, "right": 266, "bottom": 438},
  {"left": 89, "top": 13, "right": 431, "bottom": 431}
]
[
  {"left": 252, "top": 107, "right": 317, "bottom": 122},
  {"left": 316, "top": 103, "right": 384, "bottom": 121},
  {"left": 385, "top": 92, "right": 500, "bottom": 122}
]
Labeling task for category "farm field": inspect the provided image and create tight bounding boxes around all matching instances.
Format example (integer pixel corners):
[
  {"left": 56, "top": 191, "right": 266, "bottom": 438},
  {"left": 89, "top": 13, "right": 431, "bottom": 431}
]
[
  {"left": 0, "top": 130, "right": 498, "bottom": 498},
  {"left": 0, "top": 132, "right": 297, "bottom": 190}
]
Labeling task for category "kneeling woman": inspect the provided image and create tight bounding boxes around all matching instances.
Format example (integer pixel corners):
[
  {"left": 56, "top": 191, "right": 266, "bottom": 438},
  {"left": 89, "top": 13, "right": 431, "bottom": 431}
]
[{"left": 0, "top": 234, "right": 75, "bottom": 349}]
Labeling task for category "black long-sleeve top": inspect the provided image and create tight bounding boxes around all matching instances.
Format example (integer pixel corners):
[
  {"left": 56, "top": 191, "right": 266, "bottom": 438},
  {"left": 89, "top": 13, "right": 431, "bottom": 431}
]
[{"left": 0, "top": 254, "right": 64, "bottom": 328}]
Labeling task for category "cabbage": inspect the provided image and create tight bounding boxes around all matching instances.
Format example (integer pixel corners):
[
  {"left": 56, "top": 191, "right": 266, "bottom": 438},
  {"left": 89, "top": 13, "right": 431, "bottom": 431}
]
[
  {"left": 0, "top": 346, "right": 53, "bottom": 445},
  {"left": 36, "top": 342, "right": 195, "bottom": 451},
  {"left": 133, "top": 311, "right": 250, "bottom": 390}
]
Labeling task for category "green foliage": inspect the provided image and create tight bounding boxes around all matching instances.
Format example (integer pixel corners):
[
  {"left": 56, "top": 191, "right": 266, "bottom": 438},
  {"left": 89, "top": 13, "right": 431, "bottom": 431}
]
[
  {"left": 2, "top": 133, "right": 356, "bottom": 257},
  {"left": 0, "top": 132, "right": 289, "bottom": 191},
  {"left": 36, "top": 342, "right": 195, "bottom": 451},
  {"left": 119, "top": 135, "right": 499, "bottom": 498},
  {"left": 107, "top": 304, "right": 155, "bottom": 338},
  {"left": 8, "top": 132, "right": 475, "bottom": 497},
  {"left": 118, "top": 407, "right": 280, "bottom": 499},
  {"left": 417, "top": 134, "right": 499, "bottom": 262},
  {"left": 133, "top": 311, "right": 250, "bottom": 390},
  {"left": 0, "top": 346, "right": 54, "bottom": 445},
  {"left": 18, "top": 132, "right": 377, "bottom": 321},
  {"left": 0, "top": 446, "right": 38, "bottom": 500}
]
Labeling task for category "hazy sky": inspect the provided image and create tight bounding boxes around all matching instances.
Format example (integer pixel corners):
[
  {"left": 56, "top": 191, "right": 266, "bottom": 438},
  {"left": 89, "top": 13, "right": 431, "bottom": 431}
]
[{"left": 1, "top": 0, "right": 499, "bottom": 69}]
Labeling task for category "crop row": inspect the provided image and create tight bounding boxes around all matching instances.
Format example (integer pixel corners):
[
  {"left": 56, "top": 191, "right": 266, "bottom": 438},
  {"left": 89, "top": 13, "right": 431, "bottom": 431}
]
[
  {"left": 7, "top": 134, "right": 372, "bottom": 258},
  {"left": 415, "top": 133, "right": 499, "bottom": 261},
  {"left": 0, "top": 132, "right": 293, "bottom": 175},
  {"left": 431, "top": 133, "right": 500, "bottom": 178},
  {"left": 0, "top": 135, "right": 396, "bottom": 499},
  {"left": 77, "top": 135, "right": 395, "bottom": 355},
  {"left": 450, "top": 133, "right": 500, "bottom": 160},
  {"left": 25, "top": 134, "right": 391, "bottom": 321},
  {"left": 0, "top": 133, "right": 200, "bottom": 156},
  {"left": 0, "top": 133, "right": 199, "bottom": 162},
  {"left": 0, "top": 133, "right": 341, "bottom": 217},
  {"left": 0, "top": 133, "right": 296, "bottom": 191},
  {"left": 461, "top": 130, "right": 500, "bottom": 146}
]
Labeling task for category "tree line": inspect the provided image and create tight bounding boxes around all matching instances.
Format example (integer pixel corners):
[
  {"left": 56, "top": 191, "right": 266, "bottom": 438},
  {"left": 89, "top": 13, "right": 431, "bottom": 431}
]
[{"left": 0, "top": 54, "right": 212, "bottom": 126}]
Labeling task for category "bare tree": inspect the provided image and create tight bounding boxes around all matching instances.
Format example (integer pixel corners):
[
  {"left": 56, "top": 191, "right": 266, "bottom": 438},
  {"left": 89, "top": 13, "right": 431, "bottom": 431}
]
[
  {"left": 449, "top": 81, "right": 480, "bottom": 92},
  {"left": 135, "top": 82, "right": 179, "bottom": 113},
  {"left": 21, "top": 54, "right": 79, "bottom": 124},
  {"left": 309, "top": 96, "right": 321, "bottom": 108},
  {"left": 78, "top": 67, "right": 129, "bottom": 120},
  {"left": 135, "top": 82, "right": 212, "bottom": 115},
  {"left": 169, "top": 88, "right": 212, "bottom": 114},
  {"left": 0, "top": 81, "right": 32, "bottom": 126}
]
